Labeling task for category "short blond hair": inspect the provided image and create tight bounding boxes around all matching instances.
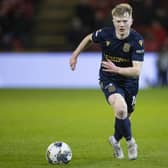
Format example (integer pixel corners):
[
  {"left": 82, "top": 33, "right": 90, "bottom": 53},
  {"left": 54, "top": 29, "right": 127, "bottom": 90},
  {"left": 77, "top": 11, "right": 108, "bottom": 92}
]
[{"left": 112, "top": 3, "right": 133, "bottom": 17}]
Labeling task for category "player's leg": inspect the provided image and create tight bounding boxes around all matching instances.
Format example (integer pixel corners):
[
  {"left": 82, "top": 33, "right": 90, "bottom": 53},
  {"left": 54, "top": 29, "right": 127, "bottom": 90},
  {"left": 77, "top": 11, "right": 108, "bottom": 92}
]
[
  {"left": 108, "top": 93, "right": 128, "bottom": 159},
  {"left": 99, "top": 81, "right": 125, "bottom": 159},
  {"left": 100, "top": 81, "right": 124, "bottom": 159}
]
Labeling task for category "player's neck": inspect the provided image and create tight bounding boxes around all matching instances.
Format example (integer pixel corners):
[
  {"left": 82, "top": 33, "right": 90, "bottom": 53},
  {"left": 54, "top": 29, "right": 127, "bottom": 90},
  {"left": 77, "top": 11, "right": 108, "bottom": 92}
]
[{"left": 116, "top": 31, "right": 130, "bottom": 40}]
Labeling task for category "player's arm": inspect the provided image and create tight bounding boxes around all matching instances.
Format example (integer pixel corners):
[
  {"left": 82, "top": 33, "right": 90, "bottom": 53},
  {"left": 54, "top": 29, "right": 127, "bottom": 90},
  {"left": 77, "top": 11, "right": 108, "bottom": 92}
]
[
  {"left": 102, "top": 59, "right": 143, "bottom": 77},
  {"left": 69, "top": 33, "right": 93, "bottom": 71}
]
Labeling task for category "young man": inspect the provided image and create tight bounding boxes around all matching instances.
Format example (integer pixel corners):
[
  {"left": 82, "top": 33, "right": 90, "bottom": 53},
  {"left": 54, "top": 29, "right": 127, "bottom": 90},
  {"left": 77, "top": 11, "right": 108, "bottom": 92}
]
[{"left": 69, "top": 3, "right": 144, "bottom": 160}]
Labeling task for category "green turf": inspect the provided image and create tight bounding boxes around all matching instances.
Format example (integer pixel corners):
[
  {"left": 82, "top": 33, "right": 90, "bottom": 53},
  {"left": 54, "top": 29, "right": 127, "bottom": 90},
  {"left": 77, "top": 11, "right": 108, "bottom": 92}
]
[{"left": 0, "top": 88, "right": 168, "bottom": 168}]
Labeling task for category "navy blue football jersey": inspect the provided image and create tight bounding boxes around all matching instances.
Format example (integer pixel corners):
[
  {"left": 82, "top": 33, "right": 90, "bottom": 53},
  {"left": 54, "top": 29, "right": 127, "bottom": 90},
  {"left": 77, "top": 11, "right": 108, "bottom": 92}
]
[{"left": 92, "top": 27, "right": 144, "bottom": 81}]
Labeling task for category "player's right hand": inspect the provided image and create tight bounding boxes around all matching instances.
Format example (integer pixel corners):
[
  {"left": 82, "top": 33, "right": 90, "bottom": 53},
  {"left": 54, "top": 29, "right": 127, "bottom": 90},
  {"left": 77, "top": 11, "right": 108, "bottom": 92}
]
[{"left": 69, "top": 54, "right": 77, "bottom": 71}]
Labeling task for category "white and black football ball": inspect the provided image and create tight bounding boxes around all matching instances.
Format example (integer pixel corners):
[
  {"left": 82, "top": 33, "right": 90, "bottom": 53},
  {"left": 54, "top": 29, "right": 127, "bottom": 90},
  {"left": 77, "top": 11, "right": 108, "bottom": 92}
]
[{"left": 46, "top": 141, "right": 72, "bottom": 164}]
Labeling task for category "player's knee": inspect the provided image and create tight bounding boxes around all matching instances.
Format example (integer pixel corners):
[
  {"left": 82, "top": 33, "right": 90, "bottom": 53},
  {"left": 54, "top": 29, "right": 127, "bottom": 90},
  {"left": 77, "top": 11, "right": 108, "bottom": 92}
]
[
  {"left": 108, "top": 93, "right": 128, "bottom": 119},
  {"left": 116, "top": 109, "right": 127, "bottom": 119}
]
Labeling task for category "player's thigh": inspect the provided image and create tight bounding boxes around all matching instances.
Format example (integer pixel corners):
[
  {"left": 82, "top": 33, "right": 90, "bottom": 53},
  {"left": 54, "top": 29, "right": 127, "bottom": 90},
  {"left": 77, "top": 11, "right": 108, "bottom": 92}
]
[
  {"left": 108, "top": 93, "right": 127, "bottom": 109},
  {"left": 99, "top": 80, "right": 126, "bottom": 108},
  {"left": 99, "top": 80, "right": 120, "bottom": 101}
]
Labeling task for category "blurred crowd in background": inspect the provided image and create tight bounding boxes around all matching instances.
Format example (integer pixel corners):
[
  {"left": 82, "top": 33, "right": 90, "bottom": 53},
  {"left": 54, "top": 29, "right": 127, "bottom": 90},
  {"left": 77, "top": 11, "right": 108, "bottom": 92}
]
[
  {"left": 0, "top": 0, "right": 168, "bottom": 52},
  {"left": 0, "top": 0, "right": 37, "bottom": 51},
  {"left": 0, "top": 0, "right": 168, "bottom": 86}
]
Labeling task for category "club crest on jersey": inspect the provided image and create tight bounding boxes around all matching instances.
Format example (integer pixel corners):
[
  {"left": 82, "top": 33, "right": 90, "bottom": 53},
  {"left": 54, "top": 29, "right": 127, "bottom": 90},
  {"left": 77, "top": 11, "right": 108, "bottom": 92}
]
[
  {"left": 106, "top": 41, "right": 111, "bottom": 47},
  {"left": 123, "top": 43, "right": 130, "bottom": 52}
]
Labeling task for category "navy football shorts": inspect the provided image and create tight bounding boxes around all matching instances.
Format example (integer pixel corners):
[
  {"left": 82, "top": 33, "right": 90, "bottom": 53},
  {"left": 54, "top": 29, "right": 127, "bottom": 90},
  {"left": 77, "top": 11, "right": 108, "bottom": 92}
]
[{"left": 99, "top": 80, "right": 138, "bottom": 113}]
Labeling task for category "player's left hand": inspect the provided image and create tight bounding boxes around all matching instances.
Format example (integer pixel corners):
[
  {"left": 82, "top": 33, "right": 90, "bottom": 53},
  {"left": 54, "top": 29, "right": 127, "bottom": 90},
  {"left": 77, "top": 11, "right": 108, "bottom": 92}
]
[{"left": 101, "top": 59, "right": 119, "bottom": 73}]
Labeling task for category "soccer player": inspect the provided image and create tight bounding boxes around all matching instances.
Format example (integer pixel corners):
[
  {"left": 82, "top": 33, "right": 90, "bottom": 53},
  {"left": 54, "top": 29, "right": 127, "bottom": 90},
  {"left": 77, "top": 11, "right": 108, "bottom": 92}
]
[{"left": 69, "top": 3, "right": 144, "bottom": 160}]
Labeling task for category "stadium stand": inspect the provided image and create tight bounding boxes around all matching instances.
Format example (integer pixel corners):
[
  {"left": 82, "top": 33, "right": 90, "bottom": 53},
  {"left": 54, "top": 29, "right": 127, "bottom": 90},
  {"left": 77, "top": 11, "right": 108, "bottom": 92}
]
[
  {"left": 0, "top": 0, "right": 35, "bottom": 51},
  {"left": 31, "top": 0, "right": 77, "bottom": 51}
]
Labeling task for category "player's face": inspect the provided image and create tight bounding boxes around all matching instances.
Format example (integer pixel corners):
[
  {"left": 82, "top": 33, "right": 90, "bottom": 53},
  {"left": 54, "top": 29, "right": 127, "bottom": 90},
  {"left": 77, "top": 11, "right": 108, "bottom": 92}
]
[{"left": 113, "top": 12, "right": 133, "bottom": 38}]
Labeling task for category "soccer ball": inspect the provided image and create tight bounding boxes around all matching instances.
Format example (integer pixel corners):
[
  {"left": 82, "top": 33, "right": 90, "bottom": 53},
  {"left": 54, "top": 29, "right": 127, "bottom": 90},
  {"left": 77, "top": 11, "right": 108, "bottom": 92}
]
[{"left": 46, "top": 141, "right": 72, "bottom": 164}]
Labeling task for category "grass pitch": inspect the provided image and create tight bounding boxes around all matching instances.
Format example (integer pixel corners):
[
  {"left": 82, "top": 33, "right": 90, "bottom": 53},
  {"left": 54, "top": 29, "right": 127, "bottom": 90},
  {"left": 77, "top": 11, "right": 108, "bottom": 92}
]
[{"left": 0, "top": 88, "right": 168, "bottom": 168}]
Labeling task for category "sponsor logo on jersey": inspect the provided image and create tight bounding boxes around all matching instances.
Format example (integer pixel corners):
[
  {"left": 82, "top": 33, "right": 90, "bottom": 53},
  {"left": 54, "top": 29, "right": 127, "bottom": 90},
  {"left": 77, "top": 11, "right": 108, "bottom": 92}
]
[{"left": 104, "top": 54, "right": 129, "bottom": 63}]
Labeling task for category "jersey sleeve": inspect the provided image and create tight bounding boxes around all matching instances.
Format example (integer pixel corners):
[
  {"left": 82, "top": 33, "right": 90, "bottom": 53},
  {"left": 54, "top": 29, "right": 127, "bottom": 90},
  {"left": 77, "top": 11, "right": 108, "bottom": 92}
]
[
  {"left": 92, "top": 29, "right": 103, "bottom": 43},
  {"left": 132, "top": 36, "right": 144, "bottom": 61}
]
